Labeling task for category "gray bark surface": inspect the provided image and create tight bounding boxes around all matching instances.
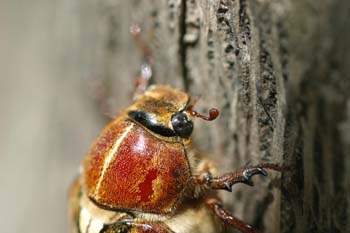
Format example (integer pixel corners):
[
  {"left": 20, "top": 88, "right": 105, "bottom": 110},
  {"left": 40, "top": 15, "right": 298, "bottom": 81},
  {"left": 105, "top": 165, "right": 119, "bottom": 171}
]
[{"left": 0, "top": 0, "right": 349, "bottom": 233}]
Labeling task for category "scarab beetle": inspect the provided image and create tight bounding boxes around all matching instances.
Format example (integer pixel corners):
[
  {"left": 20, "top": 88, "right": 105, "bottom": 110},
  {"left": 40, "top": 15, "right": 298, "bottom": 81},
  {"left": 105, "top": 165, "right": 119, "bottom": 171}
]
[{"left": 69, "top": 84, "right": 283, "bottom": 233}]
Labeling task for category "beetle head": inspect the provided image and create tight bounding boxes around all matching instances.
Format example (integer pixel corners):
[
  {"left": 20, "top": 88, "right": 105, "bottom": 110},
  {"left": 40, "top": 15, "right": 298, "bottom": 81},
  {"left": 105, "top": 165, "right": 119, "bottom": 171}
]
[{"left": 127, "top": 85, "right": 219, "bottom": 140}]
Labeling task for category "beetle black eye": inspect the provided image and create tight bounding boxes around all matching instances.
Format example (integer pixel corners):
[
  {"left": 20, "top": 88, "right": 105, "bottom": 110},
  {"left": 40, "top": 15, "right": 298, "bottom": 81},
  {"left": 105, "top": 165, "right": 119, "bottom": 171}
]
[
  {"left": 171, "top": 112, "right": 193, "bottom": 138},
  {"left": 128, "top": 110, "right": 176, "bottom": 137}
]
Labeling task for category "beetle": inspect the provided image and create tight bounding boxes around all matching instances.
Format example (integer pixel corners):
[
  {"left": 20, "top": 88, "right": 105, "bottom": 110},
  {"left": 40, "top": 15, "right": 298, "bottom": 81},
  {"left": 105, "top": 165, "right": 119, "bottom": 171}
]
[
  {"left": 69, "top": 83, "right": 283, "bottom": 233},
  {"left": 69, "top": 23, "right": 283, "bottom": 233}
]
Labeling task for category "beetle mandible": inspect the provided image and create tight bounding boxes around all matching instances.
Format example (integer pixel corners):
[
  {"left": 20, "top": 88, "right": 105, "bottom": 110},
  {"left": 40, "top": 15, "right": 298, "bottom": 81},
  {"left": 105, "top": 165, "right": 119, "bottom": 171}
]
[{"left": 69, "top": 24, "right": 283, "bottom": 233}]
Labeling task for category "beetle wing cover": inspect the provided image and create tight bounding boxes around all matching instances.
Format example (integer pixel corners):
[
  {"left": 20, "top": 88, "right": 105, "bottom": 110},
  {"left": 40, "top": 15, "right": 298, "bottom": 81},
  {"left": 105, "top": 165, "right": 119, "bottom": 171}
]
[{"left": 83, "top": 118, "right": 191, "bottom": 215}]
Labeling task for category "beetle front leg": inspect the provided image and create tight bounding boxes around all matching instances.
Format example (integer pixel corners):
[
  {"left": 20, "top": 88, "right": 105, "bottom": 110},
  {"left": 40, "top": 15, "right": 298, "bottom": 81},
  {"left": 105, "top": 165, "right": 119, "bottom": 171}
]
[
  {"left": 197, "top": 163, "right": 284, "bottom": 192},
  {"left": 206, "top": 198, "right": 261, "bottom": 233}
]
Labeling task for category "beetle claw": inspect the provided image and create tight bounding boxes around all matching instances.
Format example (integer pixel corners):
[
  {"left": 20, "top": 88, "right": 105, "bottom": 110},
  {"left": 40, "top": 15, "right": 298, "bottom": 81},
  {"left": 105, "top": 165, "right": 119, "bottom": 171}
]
[
  {"left": 241, "top": 167, "right": 267, "bottom": 186},
  {"left": 247, "top": 167, "right": 268, "bottom": 177},
  {"left": 257, "top": 167, "right": 268, "bottom": 176},
  {"left": 223, "top": 182, "right": 233, "bottom": 192}
]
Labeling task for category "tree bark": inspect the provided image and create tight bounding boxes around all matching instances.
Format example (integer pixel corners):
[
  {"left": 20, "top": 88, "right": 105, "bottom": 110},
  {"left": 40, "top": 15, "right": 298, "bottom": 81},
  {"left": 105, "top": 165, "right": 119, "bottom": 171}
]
[
  {"left": 2, "top": 0, "right": 348, "bottom": 233},
  {"left": 90, "top": 0, "right": 350, "bottom": 232}
]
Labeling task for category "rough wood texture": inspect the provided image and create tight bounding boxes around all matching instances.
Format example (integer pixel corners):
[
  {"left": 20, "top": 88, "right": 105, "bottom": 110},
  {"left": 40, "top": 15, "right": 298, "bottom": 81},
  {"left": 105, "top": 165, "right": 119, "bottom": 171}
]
[
  {"left": 0, "top": 0, "right": 349, "bottom": 233},
  {"left": 85, "top": 0, "right": 350, "bottom": 232}
]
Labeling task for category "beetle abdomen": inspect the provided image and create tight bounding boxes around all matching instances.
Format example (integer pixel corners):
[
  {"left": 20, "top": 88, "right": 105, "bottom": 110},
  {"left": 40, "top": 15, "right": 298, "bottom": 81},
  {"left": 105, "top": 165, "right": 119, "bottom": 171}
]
[{"left": 83, "top": 117, "right": 191, "bottom": 215}]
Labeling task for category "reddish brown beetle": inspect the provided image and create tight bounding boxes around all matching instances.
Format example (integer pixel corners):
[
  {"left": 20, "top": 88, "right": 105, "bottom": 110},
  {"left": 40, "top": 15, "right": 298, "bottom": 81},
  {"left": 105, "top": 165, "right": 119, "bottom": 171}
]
[
  {"left": 69, "top": 24, "right": 283, "bottom": 233},
  {"left": 69, "top": 84, "right": 283, "bottom": 233}
]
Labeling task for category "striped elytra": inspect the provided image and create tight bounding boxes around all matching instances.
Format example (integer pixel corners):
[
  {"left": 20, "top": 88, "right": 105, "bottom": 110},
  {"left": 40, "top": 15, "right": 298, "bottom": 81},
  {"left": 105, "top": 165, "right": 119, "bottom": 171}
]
[{"left": 83, "top": 118, "right": 191, "bottom": 214}]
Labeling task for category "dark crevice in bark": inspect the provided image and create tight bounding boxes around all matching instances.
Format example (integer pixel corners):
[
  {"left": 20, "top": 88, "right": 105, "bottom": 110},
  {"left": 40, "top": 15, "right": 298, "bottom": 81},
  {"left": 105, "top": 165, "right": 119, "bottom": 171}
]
[
  {"left": 276, "top": 20, "right": 289, "bottom": 82},
  {"left": 281, "top": 109, "right": 303, "bottom": 233},
  {"left": 237, "top": 0, "right": 252, "bottom": 115},
  {"left": 238, "top": 0, "right": 251, "bottom": 42},
  {"left": 179, "top": 0, "right": 190, "bottom": 91},
  {"left": 216, "top": 0, "right": 239, "bottom": 79},
  {"left": 258, "top": 97, "right": 274, "bottom": 131}
]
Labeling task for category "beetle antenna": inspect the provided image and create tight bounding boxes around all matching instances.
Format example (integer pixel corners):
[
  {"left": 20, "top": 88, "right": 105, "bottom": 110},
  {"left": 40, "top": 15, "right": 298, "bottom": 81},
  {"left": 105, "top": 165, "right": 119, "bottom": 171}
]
[{"left": 187, "top": 106, "right": 219, "bottom": 121}]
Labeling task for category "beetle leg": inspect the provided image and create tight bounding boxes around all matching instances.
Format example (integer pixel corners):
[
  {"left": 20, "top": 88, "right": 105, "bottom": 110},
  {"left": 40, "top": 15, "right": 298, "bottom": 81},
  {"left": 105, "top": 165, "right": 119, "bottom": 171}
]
[
  {"left": 197, "top": 163, "right": 284, "bottom": 192},
  {"left": 206, "top": 198, "right": 261, "bottom": 233}
]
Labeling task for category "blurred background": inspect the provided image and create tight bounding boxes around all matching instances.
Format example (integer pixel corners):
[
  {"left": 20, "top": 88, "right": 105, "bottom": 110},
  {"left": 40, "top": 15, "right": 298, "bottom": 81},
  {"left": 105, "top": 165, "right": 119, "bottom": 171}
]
[{"left": 0, "top": 1, "right": 140, "bottom": 232}]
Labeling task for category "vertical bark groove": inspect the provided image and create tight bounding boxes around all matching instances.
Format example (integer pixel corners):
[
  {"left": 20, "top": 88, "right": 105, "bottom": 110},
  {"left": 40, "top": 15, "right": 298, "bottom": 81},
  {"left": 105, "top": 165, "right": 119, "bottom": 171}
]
[{"left": 179, "top": 0, "right": 189, "bottom": 90}]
